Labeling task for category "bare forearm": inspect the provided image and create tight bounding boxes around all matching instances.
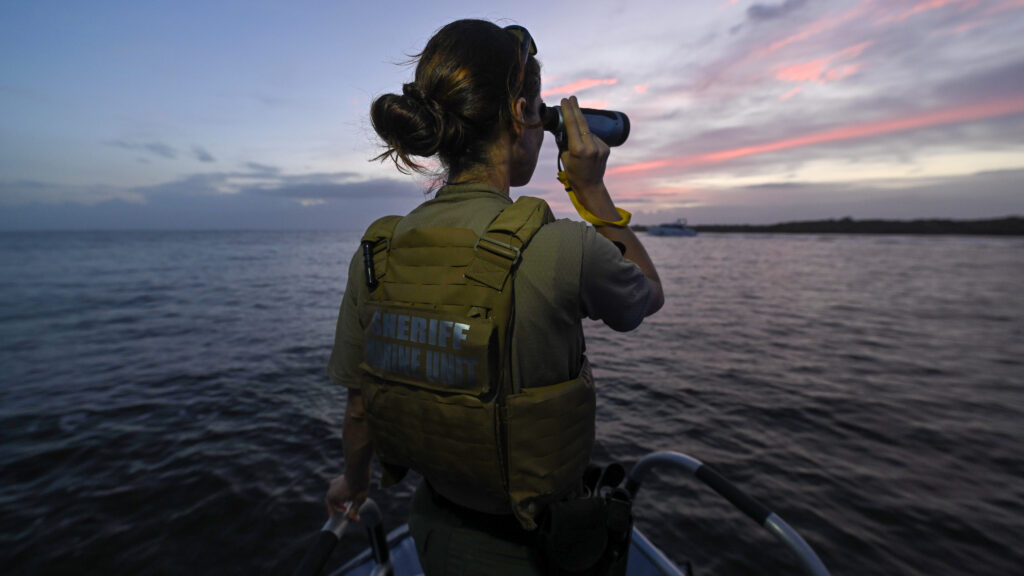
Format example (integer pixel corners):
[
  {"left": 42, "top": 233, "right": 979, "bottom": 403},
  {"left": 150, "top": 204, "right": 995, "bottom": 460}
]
[
  {"left": 575, "top": 183, "right": 665, "bottom": 315},
  {"left": 342, "top": 389, "right": 373, "bottom": 489}
]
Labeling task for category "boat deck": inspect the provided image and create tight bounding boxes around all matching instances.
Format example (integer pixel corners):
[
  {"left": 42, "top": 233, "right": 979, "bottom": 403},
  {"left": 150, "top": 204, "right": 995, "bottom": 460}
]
[{"left": 332, "top": 524, "right": 691, "bottom": 576}]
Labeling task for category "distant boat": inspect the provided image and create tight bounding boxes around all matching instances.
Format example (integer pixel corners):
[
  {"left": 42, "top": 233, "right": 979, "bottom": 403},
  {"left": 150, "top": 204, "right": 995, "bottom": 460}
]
[{"left": 648, "top": 219, "right": 697, "bottom": 237}]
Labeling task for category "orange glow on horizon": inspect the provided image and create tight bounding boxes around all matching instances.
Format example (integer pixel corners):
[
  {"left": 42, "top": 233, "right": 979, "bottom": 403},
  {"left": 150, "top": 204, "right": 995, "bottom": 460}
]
[{"left": 608, "top": 97, "right": 1024, "bottom": 175}]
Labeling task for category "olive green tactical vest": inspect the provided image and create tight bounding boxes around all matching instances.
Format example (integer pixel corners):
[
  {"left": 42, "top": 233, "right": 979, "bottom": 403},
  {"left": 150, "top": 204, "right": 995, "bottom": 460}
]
[{"left": 357, "top": 196, "right": 596, "bottom": 530}]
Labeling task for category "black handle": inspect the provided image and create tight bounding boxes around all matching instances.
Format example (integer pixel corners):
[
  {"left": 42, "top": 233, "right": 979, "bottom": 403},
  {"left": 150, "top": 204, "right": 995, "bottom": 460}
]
[
  {"left": 361, "top": 241, "right": 378, "bottom": 290},
  {"left": 696, "top": 465, "right": 771, "bottom": 525}
]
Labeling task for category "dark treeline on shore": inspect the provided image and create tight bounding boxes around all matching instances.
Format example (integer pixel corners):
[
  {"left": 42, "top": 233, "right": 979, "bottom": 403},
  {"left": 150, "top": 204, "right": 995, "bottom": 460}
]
[{"left": 634, "top": 216, "right": 1024, "bottom": 235}]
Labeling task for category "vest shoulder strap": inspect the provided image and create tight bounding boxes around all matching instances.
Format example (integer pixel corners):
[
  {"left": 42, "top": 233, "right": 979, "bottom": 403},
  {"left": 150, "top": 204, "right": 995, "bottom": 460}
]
[
  {"left": 362, "top": 214, "right": 403, "bottom": 243},
  {"left": 465, "top": 196, "right": 555, "bottom": 291},
  {"left": 361, "top": 215, "right": 402, "bottom": 290}
]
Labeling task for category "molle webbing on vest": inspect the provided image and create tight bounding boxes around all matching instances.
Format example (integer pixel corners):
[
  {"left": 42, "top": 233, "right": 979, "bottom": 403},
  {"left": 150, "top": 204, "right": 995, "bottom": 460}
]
[
  {"left": 505, "top": 357, "right": 595, "bottom": 528},
  {"left": 356, "top": 196, "right": 595, "bottom": 529}
]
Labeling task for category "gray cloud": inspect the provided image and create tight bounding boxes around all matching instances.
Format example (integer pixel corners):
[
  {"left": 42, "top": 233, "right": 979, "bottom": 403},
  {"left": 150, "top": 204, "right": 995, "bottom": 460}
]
[
  {"left": 0, "top": 170, "right": 424, "bottom": 230},
  {"left": 192, "top": 146, "right": 215, "bottom": 163},
  {"left": 0, "top": 179, "right": 143, "bottom": 206},
  {"left": 141, "top": 142, "right": 176, "bottom": 158},
  {"left": 127, "top": 169, "right": 415, "bottom": 199},
  {"left": 245, "top": 162, "right": 279, "bottom": 173},
  {"left": 107, "top": 140, "right": 178, "bottom": 159},
  {"left": 244, "top": 179, "right": 417, "bottom": 200},
  {"left": 747, "top": 0, "right": 809, "bottom": 22},
  {"left": 936, "top": 59, "right": 1024, "bottom": 105},
  {"left": 2, "top": 165, "right": 421, "bottom": 206}
]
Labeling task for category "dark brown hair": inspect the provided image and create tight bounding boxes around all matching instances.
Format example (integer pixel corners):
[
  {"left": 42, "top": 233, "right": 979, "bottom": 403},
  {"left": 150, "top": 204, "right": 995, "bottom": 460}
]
[{"left": 370, "top": 19, "right": 542, "bottom": 179}]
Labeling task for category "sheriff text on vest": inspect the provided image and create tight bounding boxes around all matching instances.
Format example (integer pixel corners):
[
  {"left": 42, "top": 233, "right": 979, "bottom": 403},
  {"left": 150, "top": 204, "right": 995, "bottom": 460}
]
[{"left": 365, "top": 311, "right": 479, "bottom": 388}]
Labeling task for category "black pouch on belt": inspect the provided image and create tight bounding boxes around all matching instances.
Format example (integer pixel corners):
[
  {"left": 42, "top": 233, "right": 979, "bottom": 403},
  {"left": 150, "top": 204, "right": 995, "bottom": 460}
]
[
  {"left": 539, "top": 466, "right": 634, "bottom": 576},
  {"left": 540, "top": 497, "right": 609, "bottom": 573}
]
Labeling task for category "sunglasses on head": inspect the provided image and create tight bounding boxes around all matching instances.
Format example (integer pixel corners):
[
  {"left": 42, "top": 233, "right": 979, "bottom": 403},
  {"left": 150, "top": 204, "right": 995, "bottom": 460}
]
[{"left": 504, "top": 25, "right": 537, "bottom": 93}]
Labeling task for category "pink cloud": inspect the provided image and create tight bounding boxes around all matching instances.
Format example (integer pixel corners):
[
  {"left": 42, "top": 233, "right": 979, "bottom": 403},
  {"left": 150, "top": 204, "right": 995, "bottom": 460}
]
[
  {"left": 610, "top": 159, "right": 671, "bottom": 175},
  {"left": 608, "top": 97, "right": 1024, "bottom": 175},
  {"left": 541, "top": 78, "right": 619, "bottom": 98},
  {"left": 836, "top": 42, "right": 872, "bottom": 59},
  {"left": 697, "top": 3, "right": 875, "bottom": 95},
  {"left": 634, "top": 84, "right": 649, "bottom": 94},
  {"left": 825, "top": 63, "right": 863, "bottom": 81},
  {"left": 876, "top": 0, "right": 977, "bottom": 25},
  {"left": 757, "top": 1, "right": 874, "bottom": 57},
  {"left": 579, "top": 99, "right": 610, "bottom": 110},
  {"left": 986, "top": 0, "right": 1024, "bottom": 13},
  {"left": 950, "top": 20, "right": 990, "bottom": 33},
  {"left": 779, "top": 86, "right": 803, "bottom": 101},
  {"left": 776, "top": 42, "right": 871, "bottom": 84},
  {"left": 777, "top": 59, "right": 829, "bottom": 83}
]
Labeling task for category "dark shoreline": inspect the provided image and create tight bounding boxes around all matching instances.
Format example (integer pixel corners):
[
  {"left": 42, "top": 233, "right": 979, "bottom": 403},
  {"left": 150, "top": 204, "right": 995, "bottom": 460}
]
[{"left": 633, "top": 216, "right": 1024, "bottom": 235}]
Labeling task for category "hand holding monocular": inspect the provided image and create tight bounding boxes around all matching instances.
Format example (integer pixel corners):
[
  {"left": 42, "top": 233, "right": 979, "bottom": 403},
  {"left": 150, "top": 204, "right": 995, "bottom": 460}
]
[
  {"left": 543, "top": 101, "right": 634, "bottom": 229},
  {"left": 541, "top": 104, "right": 630, "bottom": 151}
]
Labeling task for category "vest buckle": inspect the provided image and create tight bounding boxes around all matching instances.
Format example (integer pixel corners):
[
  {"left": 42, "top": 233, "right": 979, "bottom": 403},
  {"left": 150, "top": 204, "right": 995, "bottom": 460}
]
[{"left": 474, "top": 236, "right": 521, "bottom": 266}]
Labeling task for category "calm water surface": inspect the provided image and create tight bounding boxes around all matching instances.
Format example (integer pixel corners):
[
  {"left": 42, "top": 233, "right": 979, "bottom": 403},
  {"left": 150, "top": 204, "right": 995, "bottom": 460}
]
[{"left": 1, "top": 230, "right": 1022, "bottom": 575}]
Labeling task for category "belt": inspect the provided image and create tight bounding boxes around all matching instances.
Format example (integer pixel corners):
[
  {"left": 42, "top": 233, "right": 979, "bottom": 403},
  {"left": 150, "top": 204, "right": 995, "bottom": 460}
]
[{"left": 425, "top": 481, "right": 536, "bottom": 543}]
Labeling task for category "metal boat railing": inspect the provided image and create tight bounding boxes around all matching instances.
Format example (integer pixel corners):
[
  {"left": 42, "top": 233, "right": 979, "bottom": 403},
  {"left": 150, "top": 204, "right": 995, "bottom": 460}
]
[{"left": 626, "top": 451, "right": 831, "bottom": 576}]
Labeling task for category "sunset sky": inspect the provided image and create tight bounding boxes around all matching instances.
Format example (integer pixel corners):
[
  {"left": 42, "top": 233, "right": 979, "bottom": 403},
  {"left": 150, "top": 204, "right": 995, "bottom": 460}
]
[{"left": 2, "top": 0, "right": 1022, "bottom": 229}]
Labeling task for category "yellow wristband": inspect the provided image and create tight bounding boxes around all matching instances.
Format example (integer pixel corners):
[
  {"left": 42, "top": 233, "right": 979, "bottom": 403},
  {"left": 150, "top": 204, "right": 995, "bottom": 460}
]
[{"left": 557, "top": 171, "right": 632, "bottom": 228}]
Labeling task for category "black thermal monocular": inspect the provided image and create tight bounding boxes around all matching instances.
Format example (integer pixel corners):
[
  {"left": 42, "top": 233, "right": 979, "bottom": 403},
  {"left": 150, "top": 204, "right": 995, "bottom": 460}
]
[{"left": 541, "top": 104, "right": 630, "bottom": 151}]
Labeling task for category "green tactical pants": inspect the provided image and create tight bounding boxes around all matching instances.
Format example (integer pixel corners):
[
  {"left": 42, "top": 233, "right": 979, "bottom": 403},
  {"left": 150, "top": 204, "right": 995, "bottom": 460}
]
[{"left": 409, "top": 481, "right": 545, "bottom": 576}]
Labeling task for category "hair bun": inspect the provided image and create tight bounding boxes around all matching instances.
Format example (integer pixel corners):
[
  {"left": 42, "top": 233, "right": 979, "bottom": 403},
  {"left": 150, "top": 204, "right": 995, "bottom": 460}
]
[
  {"left": 404, "top": 83, "right": 468, "bottom": 158},
  {"left": 369, "top": 87, "right": 442, "bottom": 159},
  {"left": 401, "top": 82, "right": 429, "bottom": 105}
]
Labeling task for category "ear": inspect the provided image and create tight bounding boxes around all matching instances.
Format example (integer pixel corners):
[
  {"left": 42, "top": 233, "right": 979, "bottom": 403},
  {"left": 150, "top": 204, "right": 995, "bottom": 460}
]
[{"left": 511, "top": 96, "right": 528, "bottom": 139}]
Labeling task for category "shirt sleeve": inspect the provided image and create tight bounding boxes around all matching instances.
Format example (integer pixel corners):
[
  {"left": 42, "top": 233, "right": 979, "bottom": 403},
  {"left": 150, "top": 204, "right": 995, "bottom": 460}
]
[
  {"left": 326, "top": 249, "right": 365, "bottom": 388},
  {"left": 579, "top": 226, "right": 654, "bottom": 332}
]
